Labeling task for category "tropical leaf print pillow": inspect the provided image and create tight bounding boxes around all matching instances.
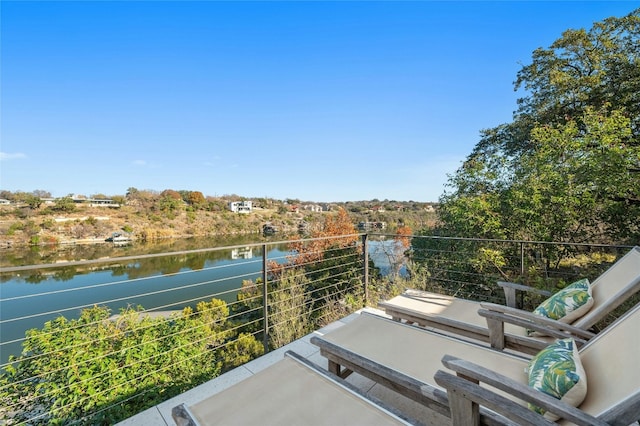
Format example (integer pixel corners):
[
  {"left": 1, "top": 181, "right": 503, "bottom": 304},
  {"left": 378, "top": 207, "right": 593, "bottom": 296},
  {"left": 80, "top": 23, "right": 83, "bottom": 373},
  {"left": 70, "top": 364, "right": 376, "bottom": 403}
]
[
  {"left": 526, "top": 338, "right": 587, "bottom": 421},
  {"left": 532, "top": 278, "right": 593, "bottom": 324}
]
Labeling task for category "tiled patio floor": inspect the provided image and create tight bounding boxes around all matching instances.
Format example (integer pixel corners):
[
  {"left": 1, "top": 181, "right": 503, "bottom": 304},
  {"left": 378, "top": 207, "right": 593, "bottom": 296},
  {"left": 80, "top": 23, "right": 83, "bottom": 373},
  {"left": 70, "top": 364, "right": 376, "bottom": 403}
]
[{"left": 116, "top": 307, "right": 449, "bottom": 426}]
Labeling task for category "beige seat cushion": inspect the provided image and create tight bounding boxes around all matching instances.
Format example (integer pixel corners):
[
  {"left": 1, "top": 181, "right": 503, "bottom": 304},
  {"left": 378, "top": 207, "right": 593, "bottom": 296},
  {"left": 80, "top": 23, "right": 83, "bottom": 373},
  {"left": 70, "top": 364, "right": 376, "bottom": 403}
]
[
  {"left": 187, "top": 355, "right": 410, "bottom": 425},
  {"left": 384, "top": 290, "right": 528, "bottom": 337},
  {"left": 320, "top": 313, "right": 529, "bottom": 402}
]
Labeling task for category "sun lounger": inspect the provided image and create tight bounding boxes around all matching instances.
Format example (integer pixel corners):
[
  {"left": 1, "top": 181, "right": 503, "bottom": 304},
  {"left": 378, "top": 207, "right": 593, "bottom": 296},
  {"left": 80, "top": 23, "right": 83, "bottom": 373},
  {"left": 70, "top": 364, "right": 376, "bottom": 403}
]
[
  {"left": 310, "top": 302, "right": 640, "bottom": 425},
  {"left": 379, "top": 246, "right": 640, "bottom": 354},
  {"left": 435, "top": 302, "right": 640, "bottom": 425},
  {"left": 171, "top": 351, "right": 414, "bottom": 426}
]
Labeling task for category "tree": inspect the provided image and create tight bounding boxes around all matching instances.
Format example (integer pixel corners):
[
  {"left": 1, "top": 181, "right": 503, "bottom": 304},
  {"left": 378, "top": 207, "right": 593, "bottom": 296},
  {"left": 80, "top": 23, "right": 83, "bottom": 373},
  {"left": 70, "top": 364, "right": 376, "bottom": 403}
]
[
  {"left": 0, "top": 301, "right": 263, "bottom": 424},
  {"left": 411, "top": 10, "right": 640, "bottom": 298},
  {"left": 436, "top": 9, "right": 640, "bottom": 244},
  {"left": 286, "top": 208, "right": 359, "bottom": 266},
  {"left": 280, "top": 208, "right": 366, "bottom": 311},
  {"left": 126, "top": 188, "right": 158, "bottom": 209},
  {"left": 513, "top": 9, "right": 640, "bottom": 140},
  {"left": 267, "top": 269, "right": 312, "bottom": 348},
  {"left": 51, "top": 197, "right": 76, "bottom": 213},
  {"left": 232, "top": 208, "right": 367, "bottom": 345},
  {"left": 32, "top": 190, "right": 51, "bottom": 198},
  {"left": 158, "top": 190, "right": 183, "bottom": 214},
  {"left": 186, "top": 191, "right": 206, "bottom": 207},
  {"left": 24, "top": 194, "right": 42, "bottom": 209},
  {"left": 111, "top": 195, "right": 126, "bottom": 206},
  {"left": 395, "top": 225, "right": 412, "bottom": 250},
  {"left": 160, "top": 189, "right": 181, "bottom": 200},
  {"left": 158, "top": 196, "right": 181, "bottom": 213},
  {"left": 126, "top": 187, "right": 139, "bottom": 198},
  {"left": 504, "top": 107, "right": 637, "bottom": 242}
]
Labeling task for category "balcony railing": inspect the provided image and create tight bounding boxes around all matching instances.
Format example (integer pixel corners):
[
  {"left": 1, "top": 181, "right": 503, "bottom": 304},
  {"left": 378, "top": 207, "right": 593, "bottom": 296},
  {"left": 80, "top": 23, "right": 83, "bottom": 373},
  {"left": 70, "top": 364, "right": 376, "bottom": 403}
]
[{"left": 0, "top": 234, "right": 635, "bottom": 425}]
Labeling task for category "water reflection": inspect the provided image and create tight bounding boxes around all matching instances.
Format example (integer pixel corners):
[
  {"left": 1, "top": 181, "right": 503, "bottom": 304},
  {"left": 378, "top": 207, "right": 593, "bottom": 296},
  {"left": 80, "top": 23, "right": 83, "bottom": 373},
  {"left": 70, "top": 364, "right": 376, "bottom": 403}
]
[
  {"left": 0, "top": 236, "right": 293, "bottom": 365},
  {"left": 0, "top": 233, "right": 282, "bottom": 270},
  {"left": 1, "top": 234, "right": 400, "bottom": 365}
]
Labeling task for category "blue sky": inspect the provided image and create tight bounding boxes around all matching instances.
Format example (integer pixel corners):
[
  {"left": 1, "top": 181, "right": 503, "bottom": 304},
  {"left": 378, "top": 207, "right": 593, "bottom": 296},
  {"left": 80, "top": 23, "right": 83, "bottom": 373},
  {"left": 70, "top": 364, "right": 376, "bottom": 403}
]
[{"left": 1, "top": 1, "right": 635, "bottom": 202}]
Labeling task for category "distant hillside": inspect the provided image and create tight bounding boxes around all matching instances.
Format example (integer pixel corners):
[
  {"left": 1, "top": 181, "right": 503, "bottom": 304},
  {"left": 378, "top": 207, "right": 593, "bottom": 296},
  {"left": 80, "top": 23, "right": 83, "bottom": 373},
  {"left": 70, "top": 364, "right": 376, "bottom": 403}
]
[{"left": 0, "top": 197, "right": 438, "bottom": 247}]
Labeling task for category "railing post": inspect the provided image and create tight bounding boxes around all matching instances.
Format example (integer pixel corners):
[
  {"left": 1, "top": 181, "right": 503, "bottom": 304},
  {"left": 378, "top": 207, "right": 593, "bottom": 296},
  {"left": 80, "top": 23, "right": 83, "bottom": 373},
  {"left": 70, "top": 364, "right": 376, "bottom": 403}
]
[
  {"left": 519, "top": 242, "right": 526, "bottom": 308},
  {"left": 520, "top": 242, "right": 525, "bottom": 277},
  {"left": 362, "top": 234, "right": 369, "bottom": 306},
  {"left": 262, "top": 243, "right": 269, "bottom": 353}
]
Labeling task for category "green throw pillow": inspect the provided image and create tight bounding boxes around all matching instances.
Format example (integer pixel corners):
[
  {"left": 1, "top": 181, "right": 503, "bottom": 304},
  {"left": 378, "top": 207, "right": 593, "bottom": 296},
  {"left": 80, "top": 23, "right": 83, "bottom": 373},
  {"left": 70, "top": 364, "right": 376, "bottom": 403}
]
[
  {"left": 532, "top": 278, "right": 593, "bottom": 323},
  {"left": 526, "top": 338, "right": 587, "bottom": 421}
]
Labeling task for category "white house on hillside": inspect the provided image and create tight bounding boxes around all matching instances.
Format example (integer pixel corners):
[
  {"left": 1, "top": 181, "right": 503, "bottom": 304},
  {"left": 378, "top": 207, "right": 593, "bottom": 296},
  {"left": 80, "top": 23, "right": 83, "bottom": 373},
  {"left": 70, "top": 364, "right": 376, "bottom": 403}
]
[
  {"left": 229, "top": 201, "right": 252, "bottom": 213},
  {"left": 302, "top": 204, "right": 323, "bottom": 212}
]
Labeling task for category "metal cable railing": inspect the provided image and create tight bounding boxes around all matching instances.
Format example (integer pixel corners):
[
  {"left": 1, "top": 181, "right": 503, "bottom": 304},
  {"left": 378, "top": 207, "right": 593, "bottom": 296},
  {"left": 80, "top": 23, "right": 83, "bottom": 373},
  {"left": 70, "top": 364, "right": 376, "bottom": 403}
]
[
  {"left": 0, "top": 234, "right": 370, "bottom": 425},
  {"left": 0, "top": 234, "right": 634, "bottom": 425}
]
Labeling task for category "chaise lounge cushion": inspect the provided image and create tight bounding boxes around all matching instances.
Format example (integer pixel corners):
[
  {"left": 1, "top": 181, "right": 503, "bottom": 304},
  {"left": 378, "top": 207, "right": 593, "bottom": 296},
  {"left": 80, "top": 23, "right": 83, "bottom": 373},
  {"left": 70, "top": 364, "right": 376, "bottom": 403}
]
[
  {"left": 532, "top": 278, "right": 593, "bottom": 324},
  {"left": 526, "top": 338, "right": 587, "bottom": 420}
]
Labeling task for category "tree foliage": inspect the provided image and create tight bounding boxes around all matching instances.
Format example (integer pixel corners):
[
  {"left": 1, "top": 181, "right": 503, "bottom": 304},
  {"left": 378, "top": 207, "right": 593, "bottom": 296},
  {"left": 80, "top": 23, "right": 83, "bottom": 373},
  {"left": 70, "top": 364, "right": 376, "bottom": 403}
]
[
  {"left": 514, "top": 9, "right": 640, "bottom": 139},
  {"left": 160, "top": 189, "right": 182, "bottom": 200},
  {"left": 232, "top": 208, "right": 369, "bottom": 349},
  {"left": 125, "top": 188, "right": 158, "bottom": 209},
  {"left": 24, "top": 194, "right": 42, "bottom": 209},
  {"left": 395, "top": 225, "right": 413, "bottom": 249},
  {"left": 409, "top": 9, "right": 640, "bottom": 301},
  {"left": 287, "top": 208, "right": 359, "bottom": 266},
  {"left": 0, "top": 300, "right": 263, "bottom": 425},
  {"left": 436, "top": 8, "right": 640, "bottom": 245},
  {"left": 185, "top": 191, "right": 206, "bottom": 206},
  {"left": 50, "top": 197, "right": 76, "bottom": 213},
  {"left": 267, "top": 269, "right": 312, "bottom": 348},
  {"left": 283, "top": 208, "right": 363, "bottom": 303}
]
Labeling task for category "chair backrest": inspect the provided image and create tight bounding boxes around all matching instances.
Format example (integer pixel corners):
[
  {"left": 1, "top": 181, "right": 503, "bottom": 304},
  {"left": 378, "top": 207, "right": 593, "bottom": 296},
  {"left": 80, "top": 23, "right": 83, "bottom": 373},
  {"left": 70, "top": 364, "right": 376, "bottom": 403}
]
[
  {"left": 573, "top": 302, "right": 640, "bottom": 421},
  {"left": 572, "top": 246, "right": 640, "bottom": 329}
]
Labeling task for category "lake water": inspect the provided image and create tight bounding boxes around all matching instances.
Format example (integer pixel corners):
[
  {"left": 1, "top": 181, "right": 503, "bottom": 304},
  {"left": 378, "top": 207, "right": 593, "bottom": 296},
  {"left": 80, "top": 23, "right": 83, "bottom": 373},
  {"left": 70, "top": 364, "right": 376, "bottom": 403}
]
[{"left": 0, "top": 235, "right": 403, "bottom": 365}]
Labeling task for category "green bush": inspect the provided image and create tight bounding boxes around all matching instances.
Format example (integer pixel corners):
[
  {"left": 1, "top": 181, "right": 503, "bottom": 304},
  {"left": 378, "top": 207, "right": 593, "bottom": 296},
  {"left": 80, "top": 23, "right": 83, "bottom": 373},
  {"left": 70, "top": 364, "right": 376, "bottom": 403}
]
[
  {"left": 6, "top": 222, "right": 24, "bottom": 235},
  {"left": 0, "top": 300, "right": 263, "bottom": 425},
  {"left": 41, "top": 218, "right": 56, "bottom": 230}
]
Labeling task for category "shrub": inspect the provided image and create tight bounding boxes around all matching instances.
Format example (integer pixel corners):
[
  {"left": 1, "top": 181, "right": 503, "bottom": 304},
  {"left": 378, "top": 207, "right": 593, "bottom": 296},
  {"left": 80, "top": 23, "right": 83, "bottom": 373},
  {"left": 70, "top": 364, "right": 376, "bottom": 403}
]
[
  {"left": 0, "top": 300, "right": 263, "bottom": 425},
  {"left": 6, "top": 222, "right": 24, "bottom": 235}
]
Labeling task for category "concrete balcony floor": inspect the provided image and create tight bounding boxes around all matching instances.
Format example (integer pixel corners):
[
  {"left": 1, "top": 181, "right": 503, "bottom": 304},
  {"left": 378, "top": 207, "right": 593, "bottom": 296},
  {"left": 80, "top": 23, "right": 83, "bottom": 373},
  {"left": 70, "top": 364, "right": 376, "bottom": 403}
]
[{"left": 117, "top": 307, "right": 449, "bottom": 426}]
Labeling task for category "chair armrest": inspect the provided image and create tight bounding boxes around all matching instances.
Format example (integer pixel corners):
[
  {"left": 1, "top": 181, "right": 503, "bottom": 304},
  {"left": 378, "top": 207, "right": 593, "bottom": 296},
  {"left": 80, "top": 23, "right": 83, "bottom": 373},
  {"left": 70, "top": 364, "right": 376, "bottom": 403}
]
[
  {"left": 479, "top": 303, "right": 596, "bottom": 340},
  {"left": 436, "top": 355, "right": 607, "bottom": 426},
  {"left": 497, "top": 281, "right": 551, "bottom": 308},
  {"left": 497, "top": 281, "right": 552, "bottom": 296},
  {"left": 434, "top": 370, "right": 554, "bottom": 426}
]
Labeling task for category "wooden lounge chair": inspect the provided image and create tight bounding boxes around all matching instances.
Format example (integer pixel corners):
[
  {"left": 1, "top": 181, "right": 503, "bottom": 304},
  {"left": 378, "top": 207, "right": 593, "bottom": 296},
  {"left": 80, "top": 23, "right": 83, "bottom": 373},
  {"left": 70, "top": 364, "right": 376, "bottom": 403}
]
[
  {"left": 379, "top": 246, "right": 640, "bottom": 354},
  {"left": 435, "top": 302, "right": 640, "bottom": 425},
  {"left": 310, "top": 302, "right": 640, "bottom": 425},
  {"left": 171, "top": 351, "right": 414, "bottom": 426}
]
